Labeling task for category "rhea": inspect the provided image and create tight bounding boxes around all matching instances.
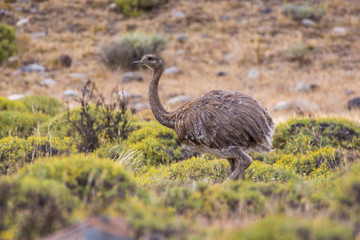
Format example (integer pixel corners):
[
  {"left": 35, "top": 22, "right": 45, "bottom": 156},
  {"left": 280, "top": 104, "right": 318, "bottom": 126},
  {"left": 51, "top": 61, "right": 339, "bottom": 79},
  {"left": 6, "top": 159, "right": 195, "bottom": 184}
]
[{"left": 133, "top": 54, "right": 274, "bottom": 180}]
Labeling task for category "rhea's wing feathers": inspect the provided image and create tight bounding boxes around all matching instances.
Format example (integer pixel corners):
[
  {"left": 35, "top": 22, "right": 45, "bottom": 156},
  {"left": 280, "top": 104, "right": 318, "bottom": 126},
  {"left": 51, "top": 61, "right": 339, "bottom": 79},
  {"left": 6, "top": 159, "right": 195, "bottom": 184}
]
[{"left": 175, "top": 91, "right": 273, "bottom": 150}]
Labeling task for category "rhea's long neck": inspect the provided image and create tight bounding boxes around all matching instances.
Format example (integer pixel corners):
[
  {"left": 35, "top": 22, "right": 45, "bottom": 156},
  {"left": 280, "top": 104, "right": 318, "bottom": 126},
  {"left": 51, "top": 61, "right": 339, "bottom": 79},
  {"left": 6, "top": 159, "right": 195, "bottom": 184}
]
[{"left": 148, "top": 66, "right": 175, "bottom": 129}]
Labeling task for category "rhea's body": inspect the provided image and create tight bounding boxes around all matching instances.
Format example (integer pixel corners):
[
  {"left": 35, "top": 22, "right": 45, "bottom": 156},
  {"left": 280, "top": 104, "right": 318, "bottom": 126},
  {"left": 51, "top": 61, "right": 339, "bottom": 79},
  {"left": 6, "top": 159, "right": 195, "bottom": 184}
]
[{"left": 134, "top": 54, "right": 274, "bottom": 180}]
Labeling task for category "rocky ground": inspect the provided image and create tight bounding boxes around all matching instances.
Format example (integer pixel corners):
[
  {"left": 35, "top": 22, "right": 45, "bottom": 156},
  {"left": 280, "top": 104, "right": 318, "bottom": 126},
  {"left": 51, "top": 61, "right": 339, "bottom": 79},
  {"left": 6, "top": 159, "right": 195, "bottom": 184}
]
[{"left": 1, "top": 0, "right": 360, "bottom": 121}]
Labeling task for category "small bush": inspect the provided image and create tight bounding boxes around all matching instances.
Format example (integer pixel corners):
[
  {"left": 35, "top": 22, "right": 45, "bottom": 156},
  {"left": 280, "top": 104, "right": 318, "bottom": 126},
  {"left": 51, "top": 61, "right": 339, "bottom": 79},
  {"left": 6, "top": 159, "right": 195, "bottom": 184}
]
[
  {"left": 124, "top": 121, "right": 197, "bottom": 166},
  {"left": 115, "top": 0, "right": 168, "bottom": 17},
  {"left": 0, "top": 111, "right": 50, "bottom": 139},
  {"left": 286, "top": 43, "right": 313, "bottom": 62},
  {"left": 282, "top": 3, "right": 326, "bottom": 22},
  {"left": 0, "top": 24, "right": 17, "bottom": 63},
  {"left": 0, "top": 97, "right": 27, "bottom": 111},
  {"left": 19, "top": 96, "right": 65, "bottom": 116},
  {"left": 218, "top": 215, "right": 353, "bottom": 240},
  {"left": 102, "top": 32, "right": 167, "bottom": 70},
  {"left": 0, "top": 136, "right": 76, "bottom": 175},
  {"left": 273, "top": 118, "right": 360, "bottom": 154},
  {"left": 246, "top": 161, "right": 299, "bottom": 183},
  {"left": 0, "top": 177, "right": 76, "bottom": 240},
  {"left": 18, "top": 155, "right": 137, "bottom": 210}
]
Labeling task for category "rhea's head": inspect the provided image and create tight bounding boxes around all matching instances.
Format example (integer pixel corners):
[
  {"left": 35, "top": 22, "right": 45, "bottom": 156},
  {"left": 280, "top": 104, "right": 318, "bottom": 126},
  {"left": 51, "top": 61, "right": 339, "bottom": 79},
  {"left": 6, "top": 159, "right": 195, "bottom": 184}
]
[{"left": 133, "top": 54, "right": 164, "bottom": 72}]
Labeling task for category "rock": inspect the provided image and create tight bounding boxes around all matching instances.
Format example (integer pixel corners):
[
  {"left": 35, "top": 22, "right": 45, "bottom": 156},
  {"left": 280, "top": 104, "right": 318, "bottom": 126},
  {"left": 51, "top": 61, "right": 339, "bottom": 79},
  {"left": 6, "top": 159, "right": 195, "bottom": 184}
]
[
  {"left": 133, "top": 102, "right": 151, "bottom": 112},
  {"left": 28, "top": 32, "right": 47, "bottom": 39},
  {"left": 216, "top": 71, "right": 227, "bottom": 77},
  {"left": 20, "top": 64, "right": 45, "bottom": 73},
  {"left": 118, "top": 91, "right": 144, "bottom": 102},
  {"left": 272, "top": 101, "right": 290, "bottom": 111},
  {"left": 332, "top": 27, "right": 347, "bottom": 36},
  {"left": 40, "top": 78, "right": 56, "bottom": 87},
  {"left": 164, "top": 66, "right": 181, "bottom": 75},
  {"left": 171, "top": 10, "right": 186, "bottom": 19},
  {"left": 69, "top": 73, "right": 87, "bottom": 79},
  {"left": 176, "top": 33, "right": 188, "bottom": 43},
  {"left": 223, "top": 53, "right": 238, "bottom": 63},
  {"left": 289, "top": 99, "right": 320, "bottom": 116},
  {"left": 220, "top": 14, "right": 230, "bottom": 20},
  {"left": 295, "top": 82, "right": 310, "bottom": 93},
  {"left": 109, "top": 2, "right": 117, "bottom": 10},
  {"left": 260, "top": 8, "right": 272, "bottom": 14},
  {"left": 57, "top": 55, "right": 72, "bottom": 68},
  {"left": 301, "top": 19, "right": 316, "bottom": 27},
  {"left": 347, "top": 97, "right": 360, "bottom": 110},
  {"left": 176, "top": 49, "right": 186, "bottom": 55},
  {"left": 167, "top": 95, "right": 192, "bottom": 107},
  {"left": 122, "top": 72, "right": 143, "bottom": 83},
  {"left": 247, "top": 69, "right": 259, "bottom": 79},
  {"left": 345, "top": 89, "right": 355, "bottom": 95},
  {"left": 16, "top": 18, "right": 29, "bottom": 26},
  {"left": 63, "top": 89, "right": 80, "bottom": 98},
  {"left": 7, "top": 56, "right": 19, "bottom": 68},
  {"left": 8, "top": 94, "right": 25, "bottom": 100}
]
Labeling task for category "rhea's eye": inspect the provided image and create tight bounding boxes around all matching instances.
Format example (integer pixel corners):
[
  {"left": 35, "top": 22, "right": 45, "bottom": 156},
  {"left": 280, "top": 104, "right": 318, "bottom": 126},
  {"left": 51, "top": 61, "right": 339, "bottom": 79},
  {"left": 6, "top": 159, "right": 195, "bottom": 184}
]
[{"left": 147, "top": 57, "right": 153, "bottom": 61}]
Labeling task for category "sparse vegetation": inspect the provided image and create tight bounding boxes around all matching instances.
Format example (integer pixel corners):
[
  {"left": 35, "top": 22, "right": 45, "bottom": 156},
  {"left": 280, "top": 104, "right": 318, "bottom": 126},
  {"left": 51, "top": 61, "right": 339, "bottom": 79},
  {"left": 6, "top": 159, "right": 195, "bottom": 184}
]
[
  {"left": 0, "top": 24, "right": 17, "bottom": 63},
  {"left": 286, "top": 43, "right": 313, "bottom": 63},
  {"left": 101, "top": 32, "right": 167, "bottom": 70},
  {"left": 282, "top": 3, "right": 326, "bottom": 22},
  {"left": 115, "top": 0, "right": 168, "bottom": 17},
  {"left": 19, "top": 96, "right": 65, "bottom": 116}
]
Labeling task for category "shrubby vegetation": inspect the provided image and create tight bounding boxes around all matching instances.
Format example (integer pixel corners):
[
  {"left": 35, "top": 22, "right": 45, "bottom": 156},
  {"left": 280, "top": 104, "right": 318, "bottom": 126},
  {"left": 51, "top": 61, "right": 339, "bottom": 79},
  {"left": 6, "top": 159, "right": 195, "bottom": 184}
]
[
  {"left": 101, "top": 32, "right": 167, "bottom": 70},
  {"left": 282, "top": 3, "right": 326, "bottom": 22},
  {"left": 0, "top": 24, "right": 17, "bottom": 63},
  {"left": 19, "top": 96, "right": 65, "bottom": 116},
  {"left": 0, "top": 94, "right": 360, "bottom": 239},
  {"left": 115, "top": 0, "right": 168, "bottom": 17}
]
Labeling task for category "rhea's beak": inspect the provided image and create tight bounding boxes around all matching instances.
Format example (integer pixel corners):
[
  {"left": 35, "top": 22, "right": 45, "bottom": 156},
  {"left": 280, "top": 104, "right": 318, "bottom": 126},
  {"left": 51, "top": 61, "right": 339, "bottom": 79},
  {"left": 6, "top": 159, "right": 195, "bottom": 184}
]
[{"left": 133, "top": 60, "right": 143, "bottom": 65}]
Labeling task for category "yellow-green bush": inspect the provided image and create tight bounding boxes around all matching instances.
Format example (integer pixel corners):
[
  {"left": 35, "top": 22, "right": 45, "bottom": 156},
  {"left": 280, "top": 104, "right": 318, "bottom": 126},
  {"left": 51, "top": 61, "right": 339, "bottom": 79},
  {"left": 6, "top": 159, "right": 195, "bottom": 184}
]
[
  {"left": 246, "top": 161, "right": 299, "bottom": 183},
  {"left": 0, "top": 97, "right": 27, "bottom": 111},
  {"left": 0, "top": 24, "right": 17, "bottom": 63},
  {"left": 0, "top": 111, "right": 50, "bottom": 138},
  {"left": 217, "top": 215, "right": 353, "bottom": 240},
  {"left": 18, "top": 155, "right": 137, "bottom": 210},
  {"left": 101, "top": 32, "right": 167, "bottom": 70},
  {"left": 19, "top": 96, "right": 65, "bottom": 116},
  {"left": 124, "top": 121, "right": 196, "bottom": 166},
  {"left": 282, "top": 3, "right": 326, "bottom": 22},
  {"left": 275, "top": 147, "right": 344, "bottom": 178},
  {"left": 0, "top": 177, "right": 77, "bottom": 240},
  {"left": 273, "top": 118, "right": 360, "bottom": 154},
  {"left": 0, "top": 136, "right": 76, "bottom": 175},
  {"left": 115, "top": 0, "right": 168, "bottom": 17}
]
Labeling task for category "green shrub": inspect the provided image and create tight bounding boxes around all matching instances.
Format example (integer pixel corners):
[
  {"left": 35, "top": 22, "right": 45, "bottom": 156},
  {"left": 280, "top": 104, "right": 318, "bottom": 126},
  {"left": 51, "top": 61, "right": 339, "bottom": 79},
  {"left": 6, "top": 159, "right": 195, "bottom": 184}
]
[
  {"left": 115, "top": 0, "right": 168, "bottom": 17},
  {"left": 246, "top": 161, "right": 299, "bottom": 183},
  {"left": 286, "top": 43, "right": 313, "bottom": 62},
  {"left": 275, "top": 147, "right": 344, "bottom": 178},
  {"left": 124, "top": 121, "right": 196, "bottom": 166},
  {"left": 101, "top": 32, "right": 167, "bottom": 70},
  {"left": 0, "top": 97, "right": 27, "bottom": 111},
  {"left": 19, "top": 96, "right": 65, "bottom": 116},
  {"left": 282, "top": 3, "right": 326, "bottom": 22},
  {"left": 0, "top": 111, "right": 50, "bottom": 138},
  {"left": 217, "top": 215, "right": 353, "bottom": 240},
  {"left": 0, "top": 136, "right": 76, "bottom": 175},
  {"left": 273, "top": 118, "right": 360, "bottom": 154},
  {"left": 0, "top": 24, "right": 17, "bottom": 63},
  {"left": 0, "top": 177, "right": 77, "bottom": 240},
  {"left": 18, "top": 155, "right": 137, "bottom": 210}
]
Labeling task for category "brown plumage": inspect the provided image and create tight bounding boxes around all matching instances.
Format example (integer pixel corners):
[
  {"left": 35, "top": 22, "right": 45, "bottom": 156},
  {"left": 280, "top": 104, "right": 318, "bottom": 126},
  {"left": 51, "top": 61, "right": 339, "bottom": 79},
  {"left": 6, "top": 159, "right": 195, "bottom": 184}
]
[{"left": 134, "top": 54, "right": 274, "bottom": 180}]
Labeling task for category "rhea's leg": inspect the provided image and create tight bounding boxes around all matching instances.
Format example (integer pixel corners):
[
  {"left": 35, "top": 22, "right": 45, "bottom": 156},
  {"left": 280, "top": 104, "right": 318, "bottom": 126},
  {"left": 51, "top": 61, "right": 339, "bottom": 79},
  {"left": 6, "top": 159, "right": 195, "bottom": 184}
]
[
  {"left": 227, "top": 151, "right": 252, "bottom": 181},
  {"left": 227, "top": 158, "right": 235, "bottom": 173}
]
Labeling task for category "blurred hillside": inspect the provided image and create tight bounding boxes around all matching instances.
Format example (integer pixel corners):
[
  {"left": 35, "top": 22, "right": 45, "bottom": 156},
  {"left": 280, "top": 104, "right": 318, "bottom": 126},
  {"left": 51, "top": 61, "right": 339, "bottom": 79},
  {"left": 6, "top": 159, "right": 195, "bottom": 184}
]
[{"left": 0, "top": 0, "right": 359, "bottom": 120}]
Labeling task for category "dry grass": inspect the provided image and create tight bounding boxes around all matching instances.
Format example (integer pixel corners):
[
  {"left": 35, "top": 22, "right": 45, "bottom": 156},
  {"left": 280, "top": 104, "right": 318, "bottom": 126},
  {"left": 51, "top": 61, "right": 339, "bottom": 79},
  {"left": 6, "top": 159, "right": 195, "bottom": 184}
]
[{"left": 0, "top": 0, "right": 360, "bottom": 120}]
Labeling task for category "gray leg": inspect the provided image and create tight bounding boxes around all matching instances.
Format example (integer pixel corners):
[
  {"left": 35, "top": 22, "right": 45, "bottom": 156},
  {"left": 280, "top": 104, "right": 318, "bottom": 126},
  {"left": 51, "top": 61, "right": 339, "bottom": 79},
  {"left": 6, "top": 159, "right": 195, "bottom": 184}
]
[
  {"left": 227, "top": 158, "right": 235, "bottom": 172},
  {"left": 227, "top": 150, "right": 252, "bottom": 181}
]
